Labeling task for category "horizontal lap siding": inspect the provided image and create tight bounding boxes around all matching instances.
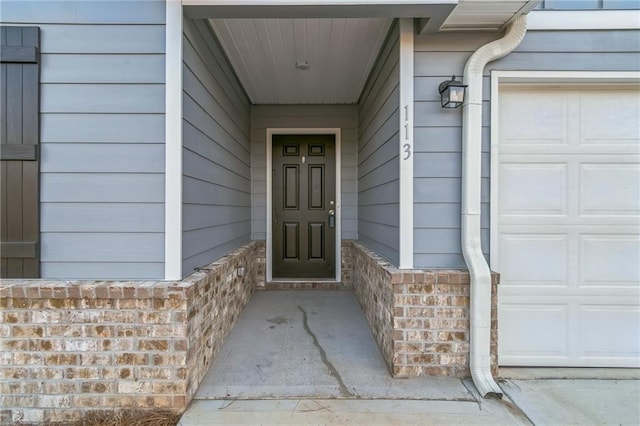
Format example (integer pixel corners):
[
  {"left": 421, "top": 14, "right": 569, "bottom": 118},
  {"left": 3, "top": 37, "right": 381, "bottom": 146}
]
[
  {"left": 182, "top": 19, "right": 251, "bottom": 277},
  {"left": 489, "top": 30, "right": 640, "bottom": 71},
  {"left": 251, "top": 105, "right": 359, "bottom": 241},
  {"left": 413, "top": 29, "right": 640, "bottom": 269},
  {"left": 357, "top": 21, "right": 399, "bottom": 265},
  {"left": 1, "top": 0, "right": 166, "bottom": 279}
]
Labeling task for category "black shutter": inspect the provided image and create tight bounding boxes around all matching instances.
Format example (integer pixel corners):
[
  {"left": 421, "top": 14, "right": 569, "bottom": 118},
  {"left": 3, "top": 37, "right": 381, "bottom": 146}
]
[{"left": 1, "top": 26, "right": 40, "bottom": 278}]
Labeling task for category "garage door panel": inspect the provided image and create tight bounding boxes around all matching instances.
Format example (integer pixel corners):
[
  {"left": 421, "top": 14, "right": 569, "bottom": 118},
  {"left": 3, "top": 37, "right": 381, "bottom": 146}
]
[
  {"left": 581, "top": 235, "right": 640, "bottom": 286},
  {"left": 497, "top": 84, "right": 640, "bottom": 368},
  {"left": 500, "top": 234, "right": 568, "bottom": 286},
  {"left": 580, "top": 164, "right": 640, "bottom": 216},
  {"left": 499, "top": 163, "right": 568, "bottom": 216},
  {"left": 501, "top": 89, "right": 568, "bottom": 145},
  {"left": 499, "top": 304, "right": 569, "bottom": 359},
  {"left": 578, "top": 306, "right": 640, "bottom": 366},
  {"left": 581, "top": 91, "right": 640, "bottom": 146}
]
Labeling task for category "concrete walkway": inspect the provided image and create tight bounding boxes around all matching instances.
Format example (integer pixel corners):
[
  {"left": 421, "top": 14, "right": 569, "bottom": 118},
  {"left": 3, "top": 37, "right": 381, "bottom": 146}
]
[
  {"left": 194, "top": 290, "right": 474, "bottom": 400},
  {"left": 180, "top": 397, "right": 529, "bottom": 425},
  {"left": 180, "top": 291, "right": 529, "bottom": 425},
  {"left": 179, "top": 291, "right": 639, "bottom": 425}
]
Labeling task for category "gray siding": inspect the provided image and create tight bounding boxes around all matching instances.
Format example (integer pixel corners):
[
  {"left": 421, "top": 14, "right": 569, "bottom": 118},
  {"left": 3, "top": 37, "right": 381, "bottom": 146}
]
[
  {"left": 182, "top": 19, "right": 251, "bottom": 276},
  {"left": 357, "top": 21, "right": 399, "bottom": 265},
  {"left": 413, "top": 29, "right": 640, "bottom": 269},
  {"left": 251, "top": 105, "right": 359, "bottom": 241},
  {"left": 1, "top": 0, "right": 166, "bottom": 279}
]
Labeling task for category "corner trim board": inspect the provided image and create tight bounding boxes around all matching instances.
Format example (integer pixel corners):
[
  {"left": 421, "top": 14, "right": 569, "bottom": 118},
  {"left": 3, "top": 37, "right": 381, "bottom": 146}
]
[
  {"left": 165, "top": 0, "right": 183, "bottom": 280},
  {"left": 399, "top": 18, "right": 414, "bottom": 269}
]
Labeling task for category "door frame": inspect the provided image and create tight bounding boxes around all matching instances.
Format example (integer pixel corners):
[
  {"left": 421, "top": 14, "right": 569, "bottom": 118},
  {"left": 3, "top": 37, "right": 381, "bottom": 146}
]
[{"left": 266, "top": 128, "right": 342, "bottom": 282}]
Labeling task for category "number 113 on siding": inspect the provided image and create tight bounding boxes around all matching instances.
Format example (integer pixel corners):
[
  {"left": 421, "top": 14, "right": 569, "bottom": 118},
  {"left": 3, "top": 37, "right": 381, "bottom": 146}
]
[{"left": 403, "top": 143, "right": 411, "bottom": 160}]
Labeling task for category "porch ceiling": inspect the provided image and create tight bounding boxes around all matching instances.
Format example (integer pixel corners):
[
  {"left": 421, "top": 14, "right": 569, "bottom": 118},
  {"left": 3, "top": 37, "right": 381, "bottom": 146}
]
[
  {"left": 208, "top": 18, "right": 393, "bottom": 104},
  {"left": 191, "top": 0, "right": 539, "bottom": 104}
]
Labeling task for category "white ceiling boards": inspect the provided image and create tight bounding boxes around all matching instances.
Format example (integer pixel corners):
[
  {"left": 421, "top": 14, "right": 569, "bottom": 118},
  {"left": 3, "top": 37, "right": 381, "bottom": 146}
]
[
  {"left": 209, "top": 18, "right": 392, "bottom": 104},
  {"left": 184, "top": 0, "right": 539, "bottom": 104}
]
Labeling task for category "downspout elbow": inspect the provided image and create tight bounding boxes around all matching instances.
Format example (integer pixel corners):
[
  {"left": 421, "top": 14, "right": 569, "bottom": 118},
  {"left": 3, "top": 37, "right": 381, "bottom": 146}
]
[{"left": 461, "top": 15, "right": 528, "bottom": 399}]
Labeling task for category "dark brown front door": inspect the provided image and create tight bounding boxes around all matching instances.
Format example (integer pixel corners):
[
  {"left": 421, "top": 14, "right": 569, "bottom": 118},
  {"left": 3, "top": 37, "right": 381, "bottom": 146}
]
[{"left": 273, "top": 134, "right": 335, "bottom": 279}]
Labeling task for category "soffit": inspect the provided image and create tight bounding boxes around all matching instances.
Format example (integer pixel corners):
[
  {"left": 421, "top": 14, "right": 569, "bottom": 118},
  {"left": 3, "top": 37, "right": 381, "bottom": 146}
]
[
  {"left": 196, "top": 1, "right": 540, "bottom": 104},
  {"left": 440, "top": 0, "right": 540, "bottom": 31},
  {"left": 208, "top": 18, "right": 393, "bottom": 104}
]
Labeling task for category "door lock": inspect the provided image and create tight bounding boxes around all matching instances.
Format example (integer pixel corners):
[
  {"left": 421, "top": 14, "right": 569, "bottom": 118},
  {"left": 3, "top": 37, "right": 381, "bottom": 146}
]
[{"left": 328, "top": 209, "right": 335, "bottom": 228}]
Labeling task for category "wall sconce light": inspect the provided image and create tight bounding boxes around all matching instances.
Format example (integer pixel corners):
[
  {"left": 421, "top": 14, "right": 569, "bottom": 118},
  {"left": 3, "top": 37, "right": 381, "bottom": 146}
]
[{"left": 438, "top": 75, "right": 467, "bottom": 109}]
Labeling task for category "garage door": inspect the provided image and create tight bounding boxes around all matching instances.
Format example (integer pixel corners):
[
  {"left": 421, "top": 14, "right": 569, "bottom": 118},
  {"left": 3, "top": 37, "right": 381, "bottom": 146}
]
[{"left": 496, "top": 85, "right": 640, "bottom": 367}]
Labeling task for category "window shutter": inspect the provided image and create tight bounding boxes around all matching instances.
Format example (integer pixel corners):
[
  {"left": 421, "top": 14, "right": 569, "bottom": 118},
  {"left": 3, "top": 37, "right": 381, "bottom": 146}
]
[{"left": 1, "top": 26, "right": 40, "bottom": 278}]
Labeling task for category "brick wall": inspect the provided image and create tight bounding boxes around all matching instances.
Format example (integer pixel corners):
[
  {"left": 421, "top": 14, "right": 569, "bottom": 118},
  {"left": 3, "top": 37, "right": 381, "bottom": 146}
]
[
  {"left": 0, "top": 241, "right": 263, "bottom": 424},
  {"left": 350, "top": 241, "right": 499, "bottom": 378},
  {"left": 1, "top": 238, "right": 499, "bottom": 422},
  {"left": 350, "top": 241, "right": 395, "bottom": 372}
]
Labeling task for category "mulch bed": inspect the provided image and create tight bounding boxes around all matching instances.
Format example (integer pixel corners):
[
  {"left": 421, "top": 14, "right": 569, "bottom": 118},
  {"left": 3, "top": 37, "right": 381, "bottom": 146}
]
[{"left": 15, "top": 410, "right": 181, "bottom": 426}]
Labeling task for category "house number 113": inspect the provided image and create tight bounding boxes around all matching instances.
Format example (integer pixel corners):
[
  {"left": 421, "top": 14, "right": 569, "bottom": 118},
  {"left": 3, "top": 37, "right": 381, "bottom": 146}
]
[{"left": 403, "top": 143, "right": 411, "bottom": 160}]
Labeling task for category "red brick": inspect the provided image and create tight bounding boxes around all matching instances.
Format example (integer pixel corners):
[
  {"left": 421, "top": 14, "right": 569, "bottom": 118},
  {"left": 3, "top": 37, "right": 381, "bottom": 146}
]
[
  {"left": 11, "top": 287, "right": 26, "bottom": 298},
  {"left": 67, "top": 286, "right": 81, "bottom": 298},
  {"left": 94, "top": 286, "right": 109, "bottom": 298}
]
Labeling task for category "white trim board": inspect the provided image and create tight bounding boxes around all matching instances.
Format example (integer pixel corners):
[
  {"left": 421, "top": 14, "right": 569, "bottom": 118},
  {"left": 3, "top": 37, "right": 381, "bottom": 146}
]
[
  {"left": 527, "top": 10, "right": 640, "bottom": 30},
  {"left": 489, "top": 70, "right": 640, "bottom": 273},
  {"left": 266, "top": 128, "right": 342, "bottom": 283},
  {"left": 184, "top": 0, "right": 455, "bottom": 6},
  {"left": 398, "top": 18, "right": 414, "bottom": 269},
  {"left": 165, "top": 0, "right": 183, "bottom": 280}
]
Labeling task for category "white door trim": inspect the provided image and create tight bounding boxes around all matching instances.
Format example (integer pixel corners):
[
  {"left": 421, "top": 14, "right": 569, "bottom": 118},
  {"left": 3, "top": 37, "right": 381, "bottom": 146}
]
[
  {"left": 489, "top": 70, "right": 640, "bottom": 272},
  {"left": 266, "top": 128, "right": 342, "bottom": 282}
]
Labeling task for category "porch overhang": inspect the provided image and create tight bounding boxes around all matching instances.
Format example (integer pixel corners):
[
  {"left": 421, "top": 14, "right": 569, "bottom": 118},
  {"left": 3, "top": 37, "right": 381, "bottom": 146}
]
[
  {"left": 184, "top": 0, "right": 540, "bottom": 33},
  {"left": 184, "top": 1, "right": 456, "bottom": 23},
  {"left": 182, "top": 1, "right": 540, "bottom": 105},
  {"left": 439, "top": 0, "right": 539, "bottom": 32}
]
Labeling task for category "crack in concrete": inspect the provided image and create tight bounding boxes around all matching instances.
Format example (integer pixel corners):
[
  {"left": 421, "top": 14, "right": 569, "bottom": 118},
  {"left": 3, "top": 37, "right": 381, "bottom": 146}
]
[{"left": 297, "top": 305, "right": 354, "bottom": 398}]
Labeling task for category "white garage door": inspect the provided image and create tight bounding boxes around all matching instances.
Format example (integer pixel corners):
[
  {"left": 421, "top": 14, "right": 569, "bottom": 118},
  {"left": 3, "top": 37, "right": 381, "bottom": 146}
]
[{"left": 496, "top": 84, "right": 640, "bottom": 367}]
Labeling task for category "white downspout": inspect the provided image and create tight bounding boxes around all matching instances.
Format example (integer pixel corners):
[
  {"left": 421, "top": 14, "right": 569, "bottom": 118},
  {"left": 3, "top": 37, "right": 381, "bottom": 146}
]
[{"left": 462, "top": 15, "right": 527, "bottom": 399}]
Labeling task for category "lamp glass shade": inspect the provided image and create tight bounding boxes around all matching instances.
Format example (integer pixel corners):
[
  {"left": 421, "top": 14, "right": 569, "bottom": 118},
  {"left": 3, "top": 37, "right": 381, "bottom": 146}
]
[{"left": 449, "top": 86, "right": 465, "bottom": 103}]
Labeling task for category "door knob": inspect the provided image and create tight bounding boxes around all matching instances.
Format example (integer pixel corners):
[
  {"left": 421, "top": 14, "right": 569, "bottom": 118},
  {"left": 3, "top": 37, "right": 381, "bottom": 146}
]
[{"left": 328, "top": 209, "right": 335, "bottom": 228}]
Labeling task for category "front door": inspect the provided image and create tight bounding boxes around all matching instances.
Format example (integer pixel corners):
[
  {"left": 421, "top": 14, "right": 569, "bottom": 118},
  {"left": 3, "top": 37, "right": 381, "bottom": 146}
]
[{"left": 273, "top": 134, "right": 336, "bottom": 279}]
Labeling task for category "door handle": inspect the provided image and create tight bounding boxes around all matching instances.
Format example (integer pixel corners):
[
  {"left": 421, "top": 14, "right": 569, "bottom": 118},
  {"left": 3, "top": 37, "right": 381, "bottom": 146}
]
[{"left": 328, "top": 209, "right": 335, "bottom": 228}]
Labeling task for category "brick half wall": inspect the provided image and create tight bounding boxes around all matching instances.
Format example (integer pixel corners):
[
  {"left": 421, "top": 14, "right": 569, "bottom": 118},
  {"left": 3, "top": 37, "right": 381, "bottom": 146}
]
[
  {"left": 0, "top": 241, "right": 264, "bottom": 424},
  {"left": 349, "top": 241, "right": 499, "bottom": 378}
]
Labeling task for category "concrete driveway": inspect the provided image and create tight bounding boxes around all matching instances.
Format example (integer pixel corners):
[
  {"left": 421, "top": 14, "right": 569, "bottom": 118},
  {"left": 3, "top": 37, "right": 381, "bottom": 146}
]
[{"left": 499, "top": 368, "right": 640, "bottom": 426}]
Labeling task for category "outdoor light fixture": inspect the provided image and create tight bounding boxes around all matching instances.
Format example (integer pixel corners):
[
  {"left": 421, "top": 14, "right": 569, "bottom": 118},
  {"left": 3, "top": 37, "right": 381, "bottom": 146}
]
[
  {"left": 438, "top": 75, "right": 467, "bottom": 108},
  {"left": 295, "top": 61, "right": 310, "bottom": 70}
]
